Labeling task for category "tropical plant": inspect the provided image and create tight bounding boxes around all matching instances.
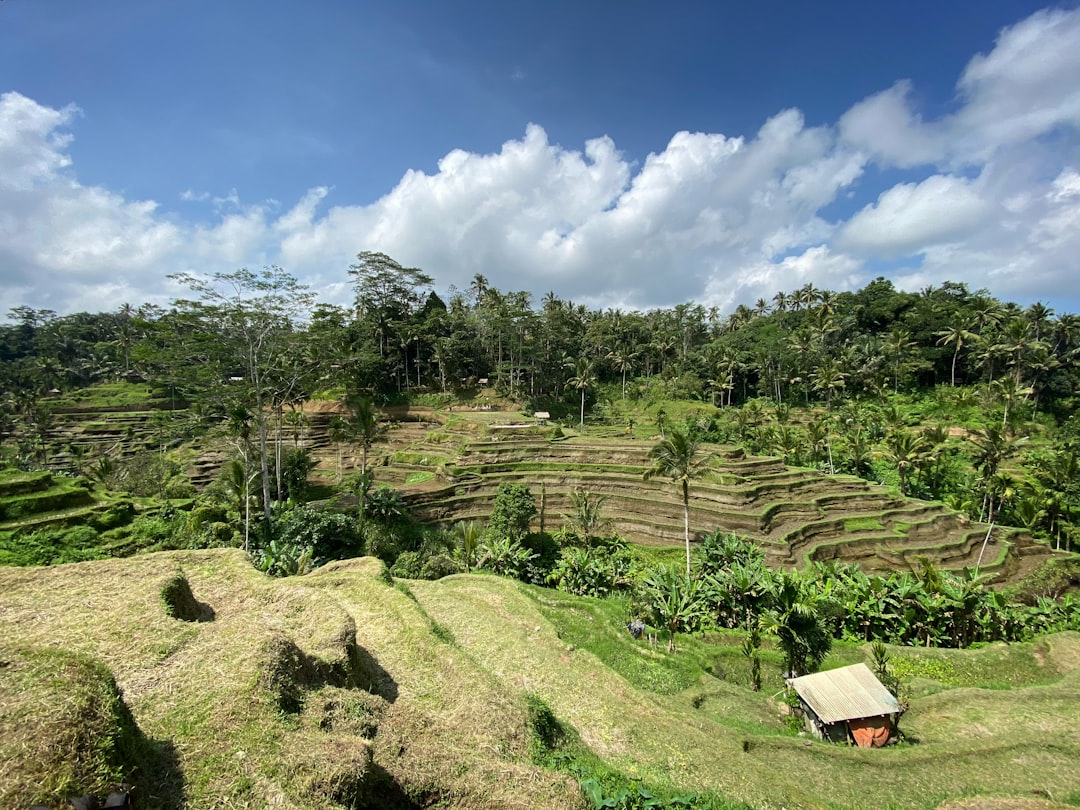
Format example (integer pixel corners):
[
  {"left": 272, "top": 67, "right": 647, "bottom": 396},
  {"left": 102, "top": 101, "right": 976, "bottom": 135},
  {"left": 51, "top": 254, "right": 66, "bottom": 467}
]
[
  {"left": 643, "top": 426, "right": 712, "bottom": 575},
  {"left": 643, "top": 565, "right": 705, "bottom": 653},
  {"left": 561, "top": 488, "right": 614, "bottom": 548},
  {"left": 759, "top": 571, "right": 831, "bottom": 678}
]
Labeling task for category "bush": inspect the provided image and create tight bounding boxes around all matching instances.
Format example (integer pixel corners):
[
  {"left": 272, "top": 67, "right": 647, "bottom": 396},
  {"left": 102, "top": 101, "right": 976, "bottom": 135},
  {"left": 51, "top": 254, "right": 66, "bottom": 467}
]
[
  {"left": 273, "top": 505, "right": 360, "bottom": 562},
  {"left": 487, "top": 483, "right": 537, "bottom": 544},
  {"left": 420, "top": 553, "right": 459, "bottom": 580},
  {"left": 390, "top": 551, "right": 424, "bottom": 579}
]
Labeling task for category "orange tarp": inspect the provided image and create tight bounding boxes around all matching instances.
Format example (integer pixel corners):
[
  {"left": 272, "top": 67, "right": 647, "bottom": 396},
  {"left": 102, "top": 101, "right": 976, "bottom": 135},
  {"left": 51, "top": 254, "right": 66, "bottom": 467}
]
[{"left": 847, "top": 716, "right": 890, "bottom": 748}]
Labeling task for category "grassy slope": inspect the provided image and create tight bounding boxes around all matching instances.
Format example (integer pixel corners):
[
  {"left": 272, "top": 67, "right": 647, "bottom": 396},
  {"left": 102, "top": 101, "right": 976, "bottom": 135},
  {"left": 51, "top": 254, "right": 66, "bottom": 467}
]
[
  {"left": 0, "top": 551, "right": 580, "bottom": 809},
  {"left": 2, "top": 551, "right": 1079, "bottom": 809}
]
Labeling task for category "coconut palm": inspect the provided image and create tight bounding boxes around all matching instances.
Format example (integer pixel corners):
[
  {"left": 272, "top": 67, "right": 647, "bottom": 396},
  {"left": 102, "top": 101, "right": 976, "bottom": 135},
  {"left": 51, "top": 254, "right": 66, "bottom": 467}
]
[
  {"left": 644, "top": 426, "right": 712, "bottom": 575},
  {"left": 935, "top": 320, "right": 978, "bottom": 387},
  {"left": 879, "top": 429, "right": 928, "bottom": 496},
  {"left": 605, "top": 349, "right": 637, "bottom": 399},
  {"left": 566, "top": 357, "right": 597, "bottom": 428},
  {"left": 562, "top": 488, "right": 613, "bottom": 548}
]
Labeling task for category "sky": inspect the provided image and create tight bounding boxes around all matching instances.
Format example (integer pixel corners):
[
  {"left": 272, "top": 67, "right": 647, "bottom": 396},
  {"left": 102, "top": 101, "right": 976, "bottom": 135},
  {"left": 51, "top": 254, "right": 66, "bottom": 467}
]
[{"left": 1, "top": 0, "right": 1079, "bottom": 318}]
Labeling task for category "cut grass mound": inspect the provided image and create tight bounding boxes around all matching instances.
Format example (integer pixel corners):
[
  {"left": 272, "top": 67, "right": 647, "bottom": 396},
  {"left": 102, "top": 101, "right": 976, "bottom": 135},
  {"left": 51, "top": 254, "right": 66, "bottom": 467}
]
[
  {"left": 159, "top": 569, "right": 215, "bottom": 622},
  {"left": 0, "top": 646, "right": 154, "bottom": 809},
  {"left": 0, "top": 551, "right": 583, "bottom": 810}
]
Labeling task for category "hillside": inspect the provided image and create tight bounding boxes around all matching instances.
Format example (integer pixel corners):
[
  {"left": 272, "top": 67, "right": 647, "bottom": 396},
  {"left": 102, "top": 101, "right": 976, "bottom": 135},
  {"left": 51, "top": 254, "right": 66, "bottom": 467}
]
[
  {"left": 3, "top": 550, "right": 1079, "bottom": 809},
  {"left": 334, "top": 406, "right": 1056, "bottom": 585}
]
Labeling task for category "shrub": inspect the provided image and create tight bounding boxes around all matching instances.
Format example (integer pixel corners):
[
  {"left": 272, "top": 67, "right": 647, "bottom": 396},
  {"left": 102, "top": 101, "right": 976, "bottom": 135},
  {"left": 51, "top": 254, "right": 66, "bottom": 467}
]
[
  {"left": 420, "top": 553, "right": 459, "bottom": 580},
  {"left": 390, "top": 551, "right": 424, "bottom": 579}
]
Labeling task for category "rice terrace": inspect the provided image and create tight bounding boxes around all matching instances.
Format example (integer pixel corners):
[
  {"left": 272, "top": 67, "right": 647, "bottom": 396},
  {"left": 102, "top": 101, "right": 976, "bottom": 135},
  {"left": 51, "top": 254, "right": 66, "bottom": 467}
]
[{"left": 2, "top": 269, "right": 1080, "bottom": 809}]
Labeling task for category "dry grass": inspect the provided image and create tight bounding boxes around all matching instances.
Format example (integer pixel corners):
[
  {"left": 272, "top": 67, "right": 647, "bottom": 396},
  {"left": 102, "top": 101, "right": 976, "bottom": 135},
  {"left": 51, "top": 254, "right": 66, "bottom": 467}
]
[
  {"left": 2, "top": 552, "right": 1078, "bottom": 809},
  {"left": 0, "top": 551, "right": 582, "bottom": 809}
]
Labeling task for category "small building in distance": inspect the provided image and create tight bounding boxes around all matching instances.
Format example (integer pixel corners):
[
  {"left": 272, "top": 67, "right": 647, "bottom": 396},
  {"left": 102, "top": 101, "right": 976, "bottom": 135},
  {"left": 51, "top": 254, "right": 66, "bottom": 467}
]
[
  {"left": 786, "top": 663, "right": 902, "bottom": 747},
  {"left": 533, "top": 411, "right": 550, "bottom": 424}
]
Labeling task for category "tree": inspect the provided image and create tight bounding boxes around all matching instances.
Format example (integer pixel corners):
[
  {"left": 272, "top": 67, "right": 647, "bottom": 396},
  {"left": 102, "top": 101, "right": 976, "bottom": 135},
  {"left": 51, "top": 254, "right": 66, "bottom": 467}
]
[
  {"left": 935, "top": 320, "right": 978, "bottom": 387},
  {"left": 451, "top": 521, "right": 483, "bottom": 572},
  {"left": 169, "top": 267, "right": 315, "bottom": 534},
  {"left": 879, "top": 429, "right": 928, "bottom": 496},
  {"left": 566, "top": 357, "right": 597, "bottom": 428},
  {"left": 488, "top": 483, "right": 537, "bottom": 544},
  {"left": 760, "top": 571, "right": 831, "bottom": 677},
  {"left": 644, "top": 565, "right": 705, "bottom": 653},
  {"left": 606, "top": 349, "right": 637, "bottom": 399},
  {"left": 561, "top": 488, "right": 613, "bottom": 548},
  {"left": 644, "top": 427, "right": 712, "bottom": 575}
]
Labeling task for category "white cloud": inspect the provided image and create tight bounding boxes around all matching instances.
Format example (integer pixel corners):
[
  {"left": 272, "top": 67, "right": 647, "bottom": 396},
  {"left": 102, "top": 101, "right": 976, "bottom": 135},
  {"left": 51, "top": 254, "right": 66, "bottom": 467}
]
[
  {"left": 840, "top": 7, "right": 1080, "bottom": 169},
  {"left": 2, "top": 6, "right": 1080, "bottom": 317},
  {"left": 838, "top": 175, "right": 991, "bottom": 258}
]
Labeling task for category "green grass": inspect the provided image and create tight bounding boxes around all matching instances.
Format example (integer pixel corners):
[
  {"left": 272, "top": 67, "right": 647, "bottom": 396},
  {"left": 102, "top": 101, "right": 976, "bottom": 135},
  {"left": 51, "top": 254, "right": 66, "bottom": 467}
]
[
  {"left": 45, "top": 382, "right": 164, "bottom": 409},
  {"left": 3, "top": 552, "right": 1080, "bottom": 809},
  {"left": 844, "top": 516, "right": 886, "bottom": 532}
]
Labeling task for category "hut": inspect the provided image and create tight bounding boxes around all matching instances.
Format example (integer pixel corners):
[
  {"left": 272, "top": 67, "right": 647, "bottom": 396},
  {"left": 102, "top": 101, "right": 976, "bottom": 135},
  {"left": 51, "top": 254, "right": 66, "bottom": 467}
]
[{"left": 786, "top": 663, "right": 901, "bottom": 747}]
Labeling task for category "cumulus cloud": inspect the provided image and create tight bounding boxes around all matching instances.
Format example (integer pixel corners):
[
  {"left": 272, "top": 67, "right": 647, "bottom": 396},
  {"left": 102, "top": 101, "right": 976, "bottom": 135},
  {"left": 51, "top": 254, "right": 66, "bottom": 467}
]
[
  {"left": 2, "top": 5, "right": 1080, "bottom": 317},
  {"left": 840, "top": 7, "right": 1080, "bottom": 169},
  {"left": 838, "top": 175, "right": 992, "bottom": 258}
]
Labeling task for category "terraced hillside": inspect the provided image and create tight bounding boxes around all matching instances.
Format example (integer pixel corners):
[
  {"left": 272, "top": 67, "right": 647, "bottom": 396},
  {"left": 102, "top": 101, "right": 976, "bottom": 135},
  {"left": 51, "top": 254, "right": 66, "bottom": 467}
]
[
  {"left": 16, "top": 394, "right": 1060, "bottom": 583},
  {"left": 348, "top": 408, "right": 1057, "bottom": 584}
]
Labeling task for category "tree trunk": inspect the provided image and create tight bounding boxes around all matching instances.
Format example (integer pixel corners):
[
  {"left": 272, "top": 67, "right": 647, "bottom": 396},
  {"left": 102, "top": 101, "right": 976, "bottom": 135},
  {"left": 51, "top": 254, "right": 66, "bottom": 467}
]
[{"left": 683, "top": 481, "right": 691, "bottom": 575}]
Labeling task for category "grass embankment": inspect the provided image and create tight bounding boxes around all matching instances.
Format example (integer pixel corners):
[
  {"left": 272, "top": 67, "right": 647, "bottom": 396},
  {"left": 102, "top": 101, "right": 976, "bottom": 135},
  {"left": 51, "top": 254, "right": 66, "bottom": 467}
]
[
  {"left": 2, "top": 552, "right": 1079, "bottom": 808},
  {"left": 0, "top": 551, "right": 581, "bottom": 809},
  {"left": 45, "top": 382, "right": 172, "bottom": 410}
]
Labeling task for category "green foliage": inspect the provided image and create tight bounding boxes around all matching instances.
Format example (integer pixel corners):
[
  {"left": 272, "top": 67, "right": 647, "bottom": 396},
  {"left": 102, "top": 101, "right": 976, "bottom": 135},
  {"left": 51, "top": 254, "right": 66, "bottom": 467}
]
[
  {"left": 643, "top": 565, "right": 706, "bottom": 653},
  {"left": 477, "top": 535, "right": 538, "bottom": 582},
  {"left": 390, "top": 550, "right": 424, "bottom": 579},
  {"left": 0, "top": 525, "right": 107, "bottom": 566},
  {"left": 548, "top": 542, "right": 634, "bottom": 598},
  {"left": 364, "top": 485, "right": 408, "bottom": 525},
  {"left": 524, "top": 693, "right": 568, "bottom": 764},
  {"left": 270, "top": 504, "right": 360, "bottom": 562},
  {"left": 251, "top": 536, "right": 314, "bottom": 578},
  {"left": 566, "top": 759, "right": 744, "bottom": 810},
  {"left": 487, "top": 482, "right": 537, "bottom": 544}
]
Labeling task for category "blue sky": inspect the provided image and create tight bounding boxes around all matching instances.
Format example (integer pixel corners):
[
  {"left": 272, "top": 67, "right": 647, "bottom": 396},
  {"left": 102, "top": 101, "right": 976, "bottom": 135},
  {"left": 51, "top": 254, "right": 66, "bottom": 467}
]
[{"left": 1, "top": 0, "right": 1078, "bottom": 316}]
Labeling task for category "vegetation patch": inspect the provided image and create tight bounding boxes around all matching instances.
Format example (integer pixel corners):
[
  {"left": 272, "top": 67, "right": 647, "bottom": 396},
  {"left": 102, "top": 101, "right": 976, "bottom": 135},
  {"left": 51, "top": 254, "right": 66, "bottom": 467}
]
[
  {"left": 0, "top": 646, "right": 152, "bottom": 809},
  {"left": 159, "top": 569, "right": 214, "bottom": 622}
]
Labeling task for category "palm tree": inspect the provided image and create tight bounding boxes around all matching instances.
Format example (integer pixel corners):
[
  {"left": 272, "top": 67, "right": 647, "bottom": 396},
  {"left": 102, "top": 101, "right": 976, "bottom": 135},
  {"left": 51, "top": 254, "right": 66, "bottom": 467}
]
[
  {"left": 879, "top": 429, "right": 928, "bottom": 496},
  {"left": 606, "top": 349, "right": 637, "bottom": 398},
  {"left": 329, "top": 415, "right": 351, "bottom": 483},
  {"left": 562, "top": 488, "right": 613, "bottom": 548},
  {"left": 969, "top": 425, "right": 1027, "bottom": 521},
  {"left": 935, "top": 320, "right": 978, "bottom": 387},
  {"left": 566, "top": 357, "right": 597, "bottom": 428},
  {"left": 346, "top": 394, "right": 382, "bottom": 475},
  {"left": 451, "top": 520, "right": 483, "bottom": 572},
  {"left": 644, "top": 427, "right": 712, "bottom": 574}
]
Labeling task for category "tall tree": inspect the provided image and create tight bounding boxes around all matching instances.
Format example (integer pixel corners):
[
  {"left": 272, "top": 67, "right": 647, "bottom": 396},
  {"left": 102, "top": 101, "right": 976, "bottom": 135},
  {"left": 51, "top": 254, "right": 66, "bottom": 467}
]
[
  {"left": 644, "top": 427, "right": 712, "bottom": 575},
  {"left": 169, "top": 267, "right": 315, "bottom": 533},
  {"left": 566, "top": 357, "right": 597, "bottom": 428},
  {"left": 935, "top": 320, "right": 978, "bottom": 387}
]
